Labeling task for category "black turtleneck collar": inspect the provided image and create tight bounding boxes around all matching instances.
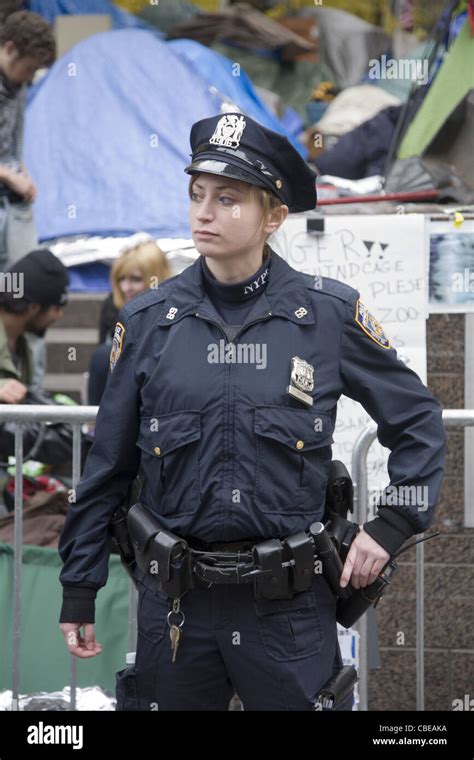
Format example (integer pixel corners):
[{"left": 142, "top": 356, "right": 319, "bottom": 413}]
[{"left": 200, "top": 248, "right": 272, "bottom": 304}]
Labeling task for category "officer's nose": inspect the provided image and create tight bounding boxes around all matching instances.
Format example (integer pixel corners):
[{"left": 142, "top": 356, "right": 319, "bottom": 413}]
[{"left": 195, "top": 198, "right": 215, "bottom": 222}]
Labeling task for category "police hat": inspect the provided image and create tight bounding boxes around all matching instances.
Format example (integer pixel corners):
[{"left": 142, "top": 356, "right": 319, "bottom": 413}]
[{"left": 185, "top": 112, "right": 317, "bottom": 213}]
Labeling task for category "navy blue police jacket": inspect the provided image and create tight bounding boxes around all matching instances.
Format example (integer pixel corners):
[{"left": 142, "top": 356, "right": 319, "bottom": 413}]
[{"left": 59, "top": 250, "right": 446, "bottom": 619}]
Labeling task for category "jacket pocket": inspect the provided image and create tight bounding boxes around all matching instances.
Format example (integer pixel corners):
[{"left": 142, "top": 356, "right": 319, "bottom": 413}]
[
  {"left": 253, "top": 588, "right": 324, "bottom": 661},
  {"left": 254, "top": 406, "right": 333, "bottom": 514},
  {"left": 136, "top": 410, "right": 201, "bottom": 516}
]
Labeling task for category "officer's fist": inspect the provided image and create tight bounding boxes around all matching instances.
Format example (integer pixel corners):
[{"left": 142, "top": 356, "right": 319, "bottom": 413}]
[
  {"left": 60, "top": 622, "right": 103, "bottom": 658},
  {"left": 340, "top": 528, "right": 390, "bottom": 590},
  {"left": 0, "top": 379, "right": 27, "bottom": 404}
]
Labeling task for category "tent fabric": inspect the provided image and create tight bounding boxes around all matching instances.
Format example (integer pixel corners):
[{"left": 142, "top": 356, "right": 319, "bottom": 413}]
[
  {"left": 0, "top": 543, "right": 129, "bottom": 694},
  {"left": 24, "top": 29, "right": 309, "bottom": 242},
  {"left": 315, "top": 84, "right": 400, "bottom": 136},
  {"left": 28, "top": 0, "right": 151, "bottom": 30},
  {"left": 398, "top": 21, "right": 474, "bottom": 158},
  {"left": 300, "top": 6, "right": 390, "bottom": 88},
  {"left": 211, "top": 42, "right": 334, "bottom": 119},
  {"left": 167, "top": 39, "right": 307, "bottom": 155},
  {"left": 315, "top": 105, "right": 401, "bottom": 180},
  {"left": 166, "top": 3, "right": 314, "bottom": 60},
  {"left": 138, "top": 0, "right": 200, "bottom": 34},
  {"left": 24, "top": 29, "right": 222, "bottom": 241}
]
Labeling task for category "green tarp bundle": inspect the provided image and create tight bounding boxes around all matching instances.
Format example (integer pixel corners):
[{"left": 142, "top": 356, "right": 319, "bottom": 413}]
[
  {"left": 0, "top": 543, "right": 130, "bottom": 697},
  {"left": 398, "top": 21, "right": 474, "bottom": 158}
]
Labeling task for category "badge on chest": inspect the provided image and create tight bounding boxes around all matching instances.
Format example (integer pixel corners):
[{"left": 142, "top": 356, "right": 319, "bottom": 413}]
[{"left": 287, "top": 356, "right": 314, "bottom": 407}]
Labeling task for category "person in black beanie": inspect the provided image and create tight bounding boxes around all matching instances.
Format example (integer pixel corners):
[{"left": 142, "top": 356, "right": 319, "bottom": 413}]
[{"left": 0, "top": 248, "right": 69, "bottom": 403}]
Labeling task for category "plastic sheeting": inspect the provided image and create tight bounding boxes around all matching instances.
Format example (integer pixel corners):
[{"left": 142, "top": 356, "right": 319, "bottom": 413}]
[
  {"left": 0, "top": 543, "right": 129, "bottom": 695},
  {"left": 168, "top": 39, "right": 307, "bottom": 155},
  {"left": 24, "top": 29, "right": 308, "bottom": 242},
  {"left": 24, "top": 29, "right": 222, "bottom": 241}
]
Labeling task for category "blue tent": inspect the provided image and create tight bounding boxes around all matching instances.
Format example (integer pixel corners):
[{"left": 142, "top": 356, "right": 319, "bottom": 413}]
[
  {"left": 25, "top": 29, "right": 308, "bottom": 242},
  {"left": 28, "top": 0, "right": 152, "bottom": 30},
  {"left": 24, "top": 29, "right": 225, "bottom": 241},
  {"left": 168, "top": 39, "right": 307, "bottom": 156}
]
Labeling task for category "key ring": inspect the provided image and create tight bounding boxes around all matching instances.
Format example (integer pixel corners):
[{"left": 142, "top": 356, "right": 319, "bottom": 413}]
[{"left": 167, "top": 597, "right": 185, "bottom": 628}]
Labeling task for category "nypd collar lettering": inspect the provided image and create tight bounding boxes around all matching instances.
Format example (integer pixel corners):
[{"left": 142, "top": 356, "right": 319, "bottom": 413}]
[
  {"left": 355, "top": 300, "right": 390, "bottom": 349},
  {"left": 110, "top": 322, "right": 125, "bottom": 372}
]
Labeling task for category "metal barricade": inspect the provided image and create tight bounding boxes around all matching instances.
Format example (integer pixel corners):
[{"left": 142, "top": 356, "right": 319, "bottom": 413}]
[
  {"left": 4, "top": 404, "right": 470, "bottom": 711},
  {"left": 0, "top": 405, "right": 98, "bottom": 710},
  {"left": 352, "top": 409, "right": 474, "bottom": 711}
]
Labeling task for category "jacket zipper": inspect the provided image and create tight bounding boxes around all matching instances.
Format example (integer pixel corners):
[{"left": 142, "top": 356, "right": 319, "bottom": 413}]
[
  {"left": 194, "top": 309, "right": 273, "bottom": 536},
  {"left": 194, "top": 310, "right": 273, "bottom": 342}
]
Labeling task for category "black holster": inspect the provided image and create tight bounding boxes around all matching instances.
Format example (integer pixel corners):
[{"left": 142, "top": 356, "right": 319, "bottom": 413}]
[{"left": 127, "top": 502, "right": 194, "bottom": 598}]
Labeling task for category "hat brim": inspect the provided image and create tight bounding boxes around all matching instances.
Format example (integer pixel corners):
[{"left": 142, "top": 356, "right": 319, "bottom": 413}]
[{"left": 184, "top": 158, "right": 280, "bottom": 196}]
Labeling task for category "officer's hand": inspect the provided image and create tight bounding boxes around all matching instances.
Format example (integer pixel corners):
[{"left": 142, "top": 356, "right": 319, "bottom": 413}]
[
  {"left": 0, "top": 379, "right": 28, "bottom": 404},
  {"left": 340, "top": 528, "right": 390, "bottom": 590},
  {"left": 60, "top": 623, "right": 103, "bottom": 658}
]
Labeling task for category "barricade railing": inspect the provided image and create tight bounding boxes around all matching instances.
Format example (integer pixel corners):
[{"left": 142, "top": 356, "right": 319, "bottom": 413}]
[{"left": 352, "top": 409, "right": 473, "bottom": 711}]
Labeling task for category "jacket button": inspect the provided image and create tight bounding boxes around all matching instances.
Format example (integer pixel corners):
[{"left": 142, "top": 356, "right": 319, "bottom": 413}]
[
  {"left": 296, "top": 440, "right": 304, "bottom": 450},
  {"left": 153, "top": 446, "right": 162, "bottom": 456}
]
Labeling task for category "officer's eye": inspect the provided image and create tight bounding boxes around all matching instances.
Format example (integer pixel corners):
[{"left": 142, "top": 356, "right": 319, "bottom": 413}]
[
  {"left": 190, "top": 192, "right": 202, "bottom": 202},
  {"left": 219, "top": 196, "right": 234, "bottom": 205}
]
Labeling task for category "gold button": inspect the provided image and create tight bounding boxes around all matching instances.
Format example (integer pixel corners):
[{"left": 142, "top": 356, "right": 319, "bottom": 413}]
[
  {"left": 153, "top": 446, "right": 161, "bottom": 456},
  {"left": 296, "top": 440, "right": 304, "bottom": 450},
  {"left": 275, "top": 179, "right": 282, "bottom": 189}
]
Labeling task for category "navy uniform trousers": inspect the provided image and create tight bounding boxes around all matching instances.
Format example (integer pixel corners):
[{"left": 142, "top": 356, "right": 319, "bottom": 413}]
[{"left": 116, "top": 568, "right": 353, "bottom": 711}]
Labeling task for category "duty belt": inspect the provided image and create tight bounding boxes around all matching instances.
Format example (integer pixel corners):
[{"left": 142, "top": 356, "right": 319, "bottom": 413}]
[{"left": 128, "top": 502, "right": 316, "bottom": 601}]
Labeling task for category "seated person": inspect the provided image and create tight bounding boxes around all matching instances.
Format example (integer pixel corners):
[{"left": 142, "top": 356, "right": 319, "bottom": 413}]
[{"left": 88, "top": 234, "right": 171, "bottom": 405}]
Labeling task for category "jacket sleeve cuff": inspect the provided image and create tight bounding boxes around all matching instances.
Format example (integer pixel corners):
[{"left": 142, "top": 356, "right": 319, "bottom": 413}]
[
  {"left": 363, "top": 506, "right": 416, "bottom": 556},
  {"left": 59, "top": 586, "right": 97, "bottom": 624}
]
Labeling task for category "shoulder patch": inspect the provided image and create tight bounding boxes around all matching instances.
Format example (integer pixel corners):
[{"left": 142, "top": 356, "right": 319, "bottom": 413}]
[
  {"left": 355, "top": 300, "right": 390, "bottom": 349},
  {"left": 110, "top": 321, "right": 125, "bottom": 372}
]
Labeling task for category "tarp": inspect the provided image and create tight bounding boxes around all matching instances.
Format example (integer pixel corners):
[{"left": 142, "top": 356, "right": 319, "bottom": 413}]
[
  {"left": 300, "top": 6, "right": 390, "bottom": 88},
  {"left": 166, "top": 4, "right": 314, "bottom": 60},
  {"left": 24, "top": 29, "right": 222, "bottom": 241},
  {"left": 24, "top": 29, "right": 307, "bottom": 242},
  {"left": 168, "top": 39, "right": 307, "bottom": 151},
  {"left": 29, "top": 0, "right": 151, "bottom": 30},
  {"left": 0, "top": 543, "right": 129, "bottom": 694},
  {"left": 138, "top": 0, "right": 200, "bottom": 35},
  {"left": 398, "top": 21, "right": 474, "bottom": 158}
]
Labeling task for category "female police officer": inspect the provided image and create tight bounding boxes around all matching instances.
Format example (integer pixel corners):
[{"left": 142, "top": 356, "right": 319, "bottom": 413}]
[{"left": 59, "top": 113, "right": 445, "bottom": 711}]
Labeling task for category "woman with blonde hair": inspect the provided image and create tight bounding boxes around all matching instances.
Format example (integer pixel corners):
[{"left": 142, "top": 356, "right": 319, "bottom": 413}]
[{"left": 88, "top": 234, "right": 171, "bottom": 404}]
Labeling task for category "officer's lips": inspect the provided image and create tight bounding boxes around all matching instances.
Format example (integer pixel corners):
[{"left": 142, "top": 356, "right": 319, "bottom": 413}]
[{"left": 195, "top": 230, "right": 220, "bottom": 239}]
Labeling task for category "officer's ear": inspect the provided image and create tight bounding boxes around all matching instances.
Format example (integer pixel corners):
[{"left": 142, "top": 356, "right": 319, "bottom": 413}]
[{"left": 263, "top": 204, "right": 289, "bottom": 236}]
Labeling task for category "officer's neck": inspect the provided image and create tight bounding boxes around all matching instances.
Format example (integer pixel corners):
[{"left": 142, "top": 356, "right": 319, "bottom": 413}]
[{"left": 203, "top": 244, "right": 270, "bottom": 285}]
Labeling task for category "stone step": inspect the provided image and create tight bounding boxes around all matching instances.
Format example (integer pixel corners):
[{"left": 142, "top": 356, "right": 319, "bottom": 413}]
[
  {"left": 45, "top": 329, "right": 99, "bottom": 374},
  {"left": 55, "top": 292, "right": 109, "bottom": 329}
]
